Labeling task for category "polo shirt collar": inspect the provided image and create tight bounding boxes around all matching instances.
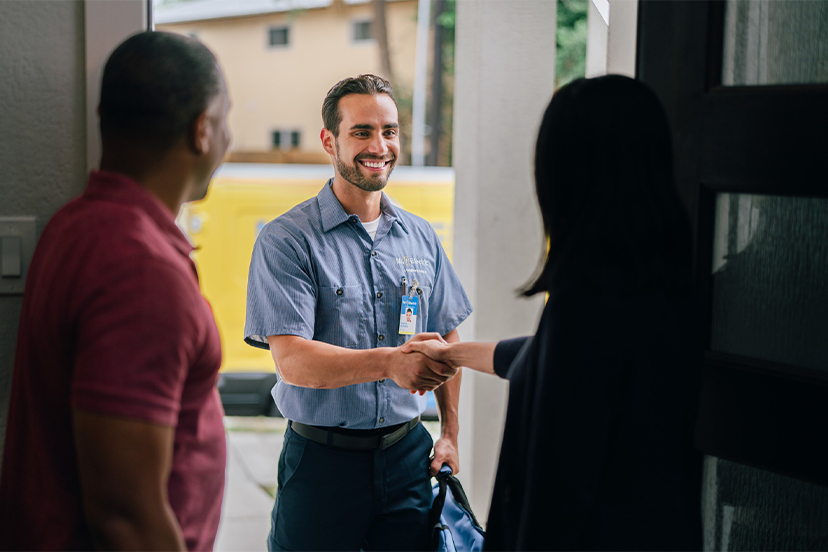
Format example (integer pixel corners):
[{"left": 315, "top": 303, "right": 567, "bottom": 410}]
[
  {"left": 318, "top": 178, "right": 409, "bottom": 234},
  {"left": 83, "top": 171, "right": 194, "bottom": 257}
]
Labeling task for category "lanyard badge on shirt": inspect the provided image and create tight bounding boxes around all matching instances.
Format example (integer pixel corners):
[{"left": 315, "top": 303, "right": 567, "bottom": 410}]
[{"left": 399, "top": 277, "right": 419, "bottom": 335}]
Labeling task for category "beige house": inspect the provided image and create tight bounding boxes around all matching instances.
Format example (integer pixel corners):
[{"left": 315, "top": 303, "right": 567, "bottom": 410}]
[{"left": 155, "top": 0, "right": 419, "bottom": 163}]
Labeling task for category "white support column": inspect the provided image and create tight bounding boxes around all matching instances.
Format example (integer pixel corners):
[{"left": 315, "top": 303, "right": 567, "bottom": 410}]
[
  {"left": 452, "top": 0, "right": 552, "bottom": 522},
  {"left": 410, "top": 0, "right": 431, "bottom": 167},
  {"left": 588, "top": 0, "right": 639, "bottom": 79},
  {"left": 586, "top": 0, "right": 609, "bottom": 77},
  {"left": 607, "top": 0, "right": 638, "bottom": 78},
  {"left": 85, "top": 0, "right": 149, "bottom": 174}
]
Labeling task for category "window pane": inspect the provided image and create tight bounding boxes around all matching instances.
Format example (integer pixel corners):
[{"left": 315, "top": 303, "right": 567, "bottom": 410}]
[
  {"left": 709, "top": 193, "right": 828, "bottom": 371},
  {"left": 290, "top": 131, "right": 300, "bottom": 148},
  {"left": 702, "top": 456, "right": 828, "bottom": 550},
  {"left": 271, "top": 131, "right": 281, "bottom": 148},
  {"left": 722, "top": 0, "right": 828, "bottom": 86},
  {"left": 353, "top": 21, "right": 373, "bottom": 42},
  {"left": 269, "top": 27, "right": 289, "bottom": 47}
]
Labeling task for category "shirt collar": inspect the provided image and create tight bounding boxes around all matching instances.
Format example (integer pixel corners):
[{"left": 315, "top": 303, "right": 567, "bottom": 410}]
[
  {"left": 83, "top": 171, "right": 194, "bottom": 257},
  {"left": 318, "top": 178, "right": 409, "bottom": 234}
]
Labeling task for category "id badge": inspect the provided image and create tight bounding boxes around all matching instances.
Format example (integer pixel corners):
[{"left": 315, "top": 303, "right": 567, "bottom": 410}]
[{"left": 399, "top": 296, "right": 419, "bottom": 335}]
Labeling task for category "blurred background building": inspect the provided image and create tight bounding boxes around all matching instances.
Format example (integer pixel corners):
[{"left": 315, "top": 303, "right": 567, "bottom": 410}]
[{"left": 156, "top": 0, "right": 433, "bottom": 164}]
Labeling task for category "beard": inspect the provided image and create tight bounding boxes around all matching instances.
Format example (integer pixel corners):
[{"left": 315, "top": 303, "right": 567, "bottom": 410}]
[{"left": 335, "top": 141, "right": 395, "bottom": 192}]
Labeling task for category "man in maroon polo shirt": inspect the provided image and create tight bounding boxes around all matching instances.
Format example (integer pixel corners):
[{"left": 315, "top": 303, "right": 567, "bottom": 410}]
[{"left": 0, "top": 32, "right": 230, "bottom": 551}]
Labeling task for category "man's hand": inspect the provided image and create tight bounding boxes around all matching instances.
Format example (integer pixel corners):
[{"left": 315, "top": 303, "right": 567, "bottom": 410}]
[
  {"left": 431, "top": 435, "right": 459, "bottom": 476},
  {"left": 386, "top": 347, "right": 457, "bottom": 391}
]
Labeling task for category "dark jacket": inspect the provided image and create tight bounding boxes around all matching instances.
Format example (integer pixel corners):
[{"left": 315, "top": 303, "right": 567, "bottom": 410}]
[{"left": 484, "top": 283, "right": 702, "bottom": 551}]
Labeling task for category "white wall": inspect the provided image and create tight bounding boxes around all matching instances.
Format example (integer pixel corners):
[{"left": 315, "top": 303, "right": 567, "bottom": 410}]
[{"left": 452, "top": 0, "right": 552, "bottom": 521}]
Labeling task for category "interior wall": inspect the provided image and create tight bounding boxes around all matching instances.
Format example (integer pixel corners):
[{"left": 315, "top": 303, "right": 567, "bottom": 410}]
[{"left": 0, "top": 0, "right": 88, "bottom": 463}]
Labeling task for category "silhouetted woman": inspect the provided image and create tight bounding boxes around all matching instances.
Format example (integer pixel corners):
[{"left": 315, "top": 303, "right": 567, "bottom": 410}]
[{"left": 404, "top": 75, "right": 702, "bottom": 550}]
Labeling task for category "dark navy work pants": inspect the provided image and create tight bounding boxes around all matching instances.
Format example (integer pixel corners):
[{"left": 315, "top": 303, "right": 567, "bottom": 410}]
[{"left": 267, "top": 422, "right": 434, "bottom": 551}]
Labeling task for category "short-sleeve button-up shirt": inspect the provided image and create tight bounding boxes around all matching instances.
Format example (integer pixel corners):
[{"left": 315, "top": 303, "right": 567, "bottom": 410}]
[{"left": 245, "top": 179, "right": 472, "bottom": 429}]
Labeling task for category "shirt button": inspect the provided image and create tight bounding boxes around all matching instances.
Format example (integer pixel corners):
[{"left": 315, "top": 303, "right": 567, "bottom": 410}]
[
  {"left": 378, "top": 334, "right": 385, "bottom": 341},
  {"left": 379, "top": 379, "right": 385, "bottom": 383},
  {"left": 371, "top": 250, "right": 377, "bottom": 257},
  {"left": 336, "top": 288, "right": 343, "bottom": 296},
  {"left": 376, "top": 291, "right": 382, "bottom": 298},
  {"left": 350, "top": 217, "right": 357, "bottom": 223},
  {"left": 379, "top": 417, "right": 385, "bottom": 423}
]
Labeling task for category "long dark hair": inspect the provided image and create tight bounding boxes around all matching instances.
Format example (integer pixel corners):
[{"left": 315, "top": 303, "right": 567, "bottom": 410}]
[{"left": 523, "top": 75, "right": 692, "bottom": 297}]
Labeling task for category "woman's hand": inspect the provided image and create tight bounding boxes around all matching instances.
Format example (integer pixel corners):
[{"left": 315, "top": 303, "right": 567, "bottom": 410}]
[{"left": 400, "top": 333, "right": 454, "bottom": 365}]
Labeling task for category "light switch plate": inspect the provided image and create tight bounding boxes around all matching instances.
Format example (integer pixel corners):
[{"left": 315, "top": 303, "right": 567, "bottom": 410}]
[{"left": 0, "top": 217, "right": 37, "bottom": 295}]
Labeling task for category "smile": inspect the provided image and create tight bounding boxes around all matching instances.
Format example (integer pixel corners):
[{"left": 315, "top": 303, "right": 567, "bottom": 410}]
[{"left": 359, "top": 159, "right": 391, "bottom": 170}]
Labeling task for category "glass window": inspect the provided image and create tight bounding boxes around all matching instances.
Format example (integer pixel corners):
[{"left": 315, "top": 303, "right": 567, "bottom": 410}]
[
  {"left": 352, "top": 20, "right": 373, "bottom": 42},
  {"left": 290, "top": 131, "right": 300, "bottom": 148},
  {"left": 722, "top": 0, "right": 828, "bottom": 86},
  {"left": 268, "top": 26, "right": 289, "bottom": 47},
  {"left": 702, "top": 456, "right": 828, "bottom": 550},
  {"left": 271, "top": 131, "right": 281, "bottom": 149},
  {"left": 709, "top": 193, "right": 828, "bottom": 371}
]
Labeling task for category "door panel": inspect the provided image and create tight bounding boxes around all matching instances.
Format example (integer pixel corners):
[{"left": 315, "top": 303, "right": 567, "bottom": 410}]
[{"left": 638, "top": 1, "right": 828, "bottom": 549}]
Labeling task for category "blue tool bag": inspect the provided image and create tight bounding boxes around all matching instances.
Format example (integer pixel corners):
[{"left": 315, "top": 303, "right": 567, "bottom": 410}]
[{"left": 430, "top": 465, "right": 486, "bottom": 552}]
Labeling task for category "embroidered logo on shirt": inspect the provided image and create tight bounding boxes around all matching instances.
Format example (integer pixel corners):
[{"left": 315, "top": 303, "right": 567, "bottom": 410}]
[{"left": 396, "top": 256, "right": 430, "bottom": 267}]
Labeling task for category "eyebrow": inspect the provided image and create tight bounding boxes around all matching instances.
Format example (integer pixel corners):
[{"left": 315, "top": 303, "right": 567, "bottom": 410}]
[{"left": 349, "top": 123, "right": 400, "bottom": 131}]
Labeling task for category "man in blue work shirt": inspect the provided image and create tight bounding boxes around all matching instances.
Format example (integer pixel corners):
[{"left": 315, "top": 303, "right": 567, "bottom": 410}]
[{"left": 245, "top": 74, "right": 472, "bottom": 551}]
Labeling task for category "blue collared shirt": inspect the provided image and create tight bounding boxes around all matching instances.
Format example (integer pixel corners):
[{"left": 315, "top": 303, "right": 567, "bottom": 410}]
[{"left": 245, "top": 179, "right": 472, "bottom": 429}]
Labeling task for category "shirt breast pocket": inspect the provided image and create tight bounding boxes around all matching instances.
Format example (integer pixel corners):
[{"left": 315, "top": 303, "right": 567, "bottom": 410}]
[{"left": 316, "top": 285, "right": 366, "bottom": 348}]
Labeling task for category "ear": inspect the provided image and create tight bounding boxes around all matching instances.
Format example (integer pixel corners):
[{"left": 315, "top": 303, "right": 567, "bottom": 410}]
[
  {"left": 320, "top": 128, "right": 336, "bottom": 156},
  {"left": 190, "top": 110, "right": 212, "bottom": 155}
]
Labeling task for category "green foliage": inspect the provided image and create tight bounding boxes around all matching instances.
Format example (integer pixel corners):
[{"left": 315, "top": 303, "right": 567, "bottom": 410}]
[{"left": 556, "top": 0, "right": 588, "bottom": 89}]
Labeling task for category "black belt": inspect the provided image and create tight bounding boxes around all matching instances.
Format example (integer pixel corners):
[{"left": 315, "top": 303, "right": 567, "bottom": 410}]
[{"left": 289, "top": 417, "right": 420, "bottom": 451}]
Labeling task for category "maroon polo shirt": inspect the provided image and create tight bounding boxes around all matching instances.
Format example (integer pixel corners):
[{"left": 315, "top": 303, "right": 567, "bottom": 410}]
[{"left": 0, "top": 171, "right": 226, "bottom": 551}]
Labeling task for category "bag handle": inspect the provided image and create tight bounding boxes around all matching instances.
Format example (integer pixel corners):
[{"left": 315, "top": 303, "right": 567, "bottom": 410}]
[{"left": 429, "top": 464, "right": 452, "bottom": 528}]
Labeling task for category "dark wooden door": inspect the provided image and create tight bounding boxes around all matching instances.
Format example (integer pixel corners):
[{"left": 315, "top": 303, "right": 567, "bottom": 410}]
[{"left": 637, "top": 1, "right": 828, "bottom": 549}]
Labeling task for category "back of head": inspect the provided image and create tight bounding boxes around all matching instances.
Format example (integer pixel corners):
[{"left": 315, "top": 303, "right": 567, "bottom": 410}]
[
  {"left": 322, "top": 74, "right": 396, "bottom": 136},
  {"left": 526, "top": 74, "right": 692, "bottom": 296},
  {"left": 99, "top": 31, "right": 222, "bottom": 153}
]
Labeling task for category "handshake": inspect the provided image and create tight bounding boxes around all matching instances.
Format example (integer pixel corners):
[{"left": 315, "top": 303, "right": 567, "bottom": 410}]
[{"left": 390, "top": 333, "right": 459, "bottom": 394}]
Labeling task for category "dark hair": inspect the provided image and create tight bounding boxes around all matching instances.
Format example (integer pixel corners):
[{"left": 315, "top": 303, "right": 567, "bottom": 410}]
[
  {"left": 99, "top": 31, "right": 223, "bottom": 152},
  {"left": 322, "top": 74, "right": 396, "bottom": 136},
  {"left": 524, "top": 75, "right": 692, "bottom": 297}
]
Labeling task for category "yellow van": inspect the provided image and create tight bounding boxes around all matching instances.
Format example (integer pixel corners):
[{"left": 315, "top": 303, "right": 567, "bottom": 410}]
[{"left": 178, "top": 163, "right": 455, "bottom": 415}]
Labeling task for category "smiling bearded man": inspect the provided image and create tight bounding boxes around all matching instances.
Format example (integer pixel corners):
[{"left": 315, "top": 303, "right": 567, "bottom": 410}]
[{"left": 244, "top": 74, "right": 472, "bottom": 551}]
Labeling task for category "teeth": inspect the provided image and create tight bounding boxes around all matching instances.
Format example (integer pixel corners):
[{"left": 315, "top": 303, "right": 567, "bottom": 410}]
[{"left": 361, "top": 160, "right": 385, "bottom": 168}]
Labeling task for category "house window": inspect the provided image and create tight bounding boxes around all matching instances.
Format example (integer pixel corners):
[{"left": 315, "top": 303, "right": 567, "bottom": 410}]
[
  {"left": 272, "top": 130, "right": 301, "bottom": 150},
  {"left": 352, "top": 20, "right": 374, "bottom": 43},
  {"left": 268, "top": 26, "right": 289, "bottom": 47}
]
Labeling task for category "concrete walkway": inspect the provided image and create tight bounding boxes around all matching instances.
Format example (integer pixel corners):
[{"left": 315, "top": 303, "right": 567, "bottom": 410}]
[{"left": 215, "top": 417, "right": 286, "bottom": 552}]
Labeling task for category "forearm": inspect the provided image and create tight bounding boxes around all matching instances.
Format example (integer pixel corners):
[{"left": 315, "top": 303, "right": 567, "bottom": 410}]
[
  {"left": 434, "top": 368, "right": 460, "bottom": 438},
  {"left": 85, "top": 502, "right": 184, "bottom": 551},
  {"left": 444, "top": 341, "right": 497, "bottom": 374},
  {"left": 435, "top": 329, "right": 461, "bottom": 437},
  {"left": 269, "top": 335, "right": 391, "bottom": 388}
]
